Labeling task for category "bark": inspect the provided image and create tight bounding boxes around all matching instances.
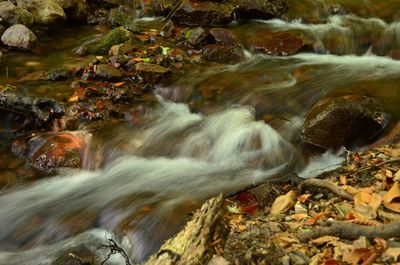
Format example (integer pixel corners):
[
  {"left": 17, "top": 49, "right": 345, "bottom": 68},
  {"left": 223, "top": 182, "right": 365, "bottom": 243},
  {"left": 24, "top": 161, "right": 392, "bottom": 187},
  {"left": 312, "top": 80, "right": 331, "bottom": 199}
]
[
  {"left": 298, "top": 221, "right": 400, "bottom": 242},
  {"left": 142, "top": 194, "right": 225, "bottom": 265},
  {"left": 0, "top": 92, "right": 64, "bottom": 123}
]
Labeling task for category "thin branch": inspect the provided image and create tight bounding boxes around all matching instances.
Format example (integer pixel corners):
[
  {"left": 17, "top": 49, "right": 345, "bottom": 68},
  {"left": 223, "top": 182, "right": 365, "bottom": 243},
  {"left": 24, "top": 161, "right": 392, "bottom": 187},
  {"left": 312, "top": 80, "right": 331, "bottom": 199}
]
[{"left": 98, "top": 239, "right": 131, "bottom": 265}]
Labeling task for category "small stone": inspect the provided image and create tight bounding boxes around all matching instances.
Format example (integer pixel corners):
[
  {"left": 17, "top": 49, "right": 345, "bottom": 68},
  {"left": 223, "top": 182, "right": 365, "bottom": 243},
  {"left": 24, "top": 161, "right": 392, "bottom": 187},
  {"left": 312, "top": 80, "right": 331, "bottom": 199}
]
[
  {"left": 95, "top": 64, "right": 122, "bottom": 80},
  {"left": 208, "top": 27, "right": 238, "bottom": 45},
  {"left": 1, "top": 24, "right": 38, "bottom": 49},
  {"left": 135, "top": 62, "right": 170, "bottom": 83},
  {"left": 187, "top": 27, "right": 206, "bottom": 46},
  {"left": 202, "top": 44, "right": 244, "bottom": 64}
]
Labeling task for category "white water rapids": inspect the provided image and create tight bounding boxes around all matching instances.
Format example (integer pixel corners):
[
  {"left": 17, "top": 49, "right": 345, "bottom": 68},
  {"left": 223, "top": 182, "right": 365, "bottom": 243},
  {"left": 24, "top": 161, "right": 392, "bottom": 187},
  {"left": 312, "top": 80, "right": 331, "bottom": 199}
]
[{"left": 4, "top": 10, "right": 400, "bottom": 264}]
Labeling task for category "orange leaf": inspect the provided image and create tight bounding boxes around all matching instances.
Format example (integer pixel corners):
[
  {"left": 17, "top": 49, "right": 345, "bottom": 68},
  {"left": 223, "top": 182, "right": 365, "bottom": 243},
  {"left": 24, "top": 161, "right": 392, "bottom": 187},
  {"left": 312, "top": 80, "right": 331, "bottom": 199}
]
[
  {"left": 114, "top": 82, "right": 125, "bottom": 87},
  {"left": 298, "top": 194, "right": 311, "bottom": 203},
  {"left": 383, "top": 182, "right": 400, "bottom": 213},
  {"left": 306, "top": 211, "right": 329, "bottom": 225}
]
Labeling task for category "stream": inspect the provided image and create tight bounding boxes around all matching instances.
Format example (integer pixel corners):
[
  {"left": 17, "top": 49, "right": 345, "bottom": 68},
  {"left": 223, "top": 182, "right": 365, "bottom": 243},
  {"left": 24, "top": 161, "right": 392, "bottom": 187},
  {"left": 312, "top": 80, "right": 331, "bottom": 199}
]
[{"left": 1, "top": 0, "right": 400, "bottom": 264}]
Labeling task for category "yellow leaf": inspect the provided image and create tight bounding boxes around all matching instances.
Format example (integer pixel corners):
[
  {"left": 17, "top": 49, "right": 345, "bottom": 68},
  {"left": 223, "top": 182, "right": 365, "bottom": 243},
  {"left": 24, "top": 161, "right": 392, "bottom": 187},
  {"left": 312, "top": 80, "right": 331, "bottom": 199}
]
[
  {"left": 383, "top": 182, "right": 400, "bottom": 213},
  {"left": 269, "top": 190, "right": 296, "bottom": 216}
]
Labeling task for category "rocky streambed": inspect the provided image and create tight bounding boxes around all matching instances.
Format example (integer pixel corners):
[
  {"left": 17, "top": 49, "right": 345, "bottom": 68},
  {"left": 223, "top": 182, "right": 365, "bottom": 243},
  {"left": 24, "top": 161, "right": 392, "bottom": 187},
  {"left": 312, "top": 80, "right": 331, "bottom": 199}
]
[{"left": 1, "top": 0, "right": 400, "bottom": 264}]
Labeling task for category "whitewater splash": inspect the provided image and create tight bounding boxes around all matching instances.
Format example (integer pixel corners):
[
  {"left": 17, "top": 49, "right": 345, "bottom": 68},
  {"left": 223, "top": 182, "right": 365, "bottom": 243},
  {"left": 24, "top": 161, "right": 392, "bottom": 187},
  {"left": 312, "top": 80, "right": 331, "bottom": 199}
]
[{"left": 0, "top": 100, "right": 297, "bottom": 263}]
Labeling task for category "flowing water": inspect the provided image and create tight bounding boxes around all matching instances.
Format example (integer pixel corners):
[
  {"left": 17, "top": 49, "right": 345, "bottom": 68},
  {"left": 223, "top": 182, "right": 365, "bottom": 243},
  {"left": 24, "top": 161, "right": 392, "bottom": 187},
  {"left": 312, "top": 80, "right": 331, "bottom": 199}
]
[{"left": 1, "top": 1, "right": 400, "bottom": 264}]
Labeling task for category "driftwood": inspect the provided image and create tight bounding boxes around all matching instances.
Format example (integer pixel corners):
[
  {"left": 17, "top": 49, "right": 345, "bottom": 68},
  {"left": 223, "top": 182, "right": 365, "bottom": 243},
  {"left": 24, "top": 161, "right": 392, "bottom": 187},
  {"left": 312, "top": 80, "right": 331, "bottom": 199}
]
[
  {"left": 298, "top": 221, "right": 400, "bottom": 242},
  {"left": 298, "top": 178, "right": 354, "bottom": 201},
  {"left": 142, "top": 194, "right": 225, "bottom": 265},
  {"left": 0, "top": 92, "right": 64, "bottom": 123}
]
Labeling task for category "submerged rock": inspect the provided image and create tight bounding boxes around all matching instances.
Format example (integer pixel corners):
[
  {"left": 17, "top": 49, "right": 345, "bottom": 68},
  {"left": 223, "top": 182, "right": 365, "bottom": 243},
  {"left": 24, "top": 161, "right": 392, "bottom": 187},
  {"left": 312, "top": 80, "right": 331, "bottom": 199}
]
[
  {"left": 202, "top": 44, "right": 245, "bottom": 64},
  {"left": 231, "top": 0, "right": 288, "bottom": 20},
  {"left": 248, "top": 31, "right": 309, "bottom": 56},
  {"left": 1, "top": 24, "right": 38, "bottom": 49},
  {"left": 25, "top": 131, "right": 89, "bottom": 173},
  {"left": 135, "top": 62, "right": 170, "bottom": 83},
  {"left": 17, "top": 0, "right": 66, "bottom": 25},
  {"left": 90, "top": 26, "right": 133, "bottom": 55},
  {"left": 170, "top": 0, "right": 235, "bottom": 26},
  {"left": 0, "top": 1, "right": 34, "bottom": 26},
  {"left": 302, "top": 95, "right": 390, "bottom": 149}
]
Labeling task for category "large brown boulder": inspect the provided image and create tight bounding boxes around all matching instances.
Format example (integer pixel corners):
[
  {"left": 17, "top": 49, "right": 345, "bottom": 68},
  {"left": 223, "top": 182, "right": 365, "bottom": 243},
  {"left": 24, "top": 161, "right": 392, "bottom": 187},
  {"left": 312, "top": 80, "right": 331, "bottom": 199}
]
[
  {"left": 231, "top": 0, "right": 288, "bottom": 20},
  {"left": 17, "top": 0, "right": 66, "bottom": 25},
  {"left": 248, "top": 31, "right": 310, "bottom": 56},
  {"left": 170, "top": 0, "right": 235, "bottom": 26},
  {"left": 301, "top": 95, "right": 390, "bottom": 149}
]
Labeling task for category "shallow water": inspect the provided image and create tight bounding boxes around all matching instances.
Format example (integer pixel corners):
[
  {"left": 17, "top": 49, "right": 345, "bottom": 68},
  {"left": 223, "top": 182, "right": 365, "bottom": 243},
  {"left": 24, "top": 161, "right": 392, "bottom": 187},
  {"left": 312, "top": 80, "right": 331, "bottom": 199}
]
[{"left": 0, "top": 2, "right": 400, "bottom": 264}]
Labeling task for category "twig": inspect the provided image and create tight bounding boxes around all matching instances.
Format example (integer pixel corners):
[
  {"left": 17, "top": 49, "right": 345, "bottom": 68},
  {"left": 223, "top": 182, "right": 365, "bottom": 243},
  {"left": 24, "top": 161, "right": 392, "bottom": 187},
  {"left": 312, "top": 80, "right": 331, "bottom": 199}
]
[
  {"left": 98, "top": 239, "right": 131, "bottom": 265},
  {"left": 298, "top": 221, "right": 400, "bottom": 242},
  {"left": 353, "top": 159, "right": 400, "bottom": 173},
  {"left": 163, "top": 0, "right": 183, "bottom": 22},
  {"left": 299, "top": 178, "right": 354, "bottom": 201}
]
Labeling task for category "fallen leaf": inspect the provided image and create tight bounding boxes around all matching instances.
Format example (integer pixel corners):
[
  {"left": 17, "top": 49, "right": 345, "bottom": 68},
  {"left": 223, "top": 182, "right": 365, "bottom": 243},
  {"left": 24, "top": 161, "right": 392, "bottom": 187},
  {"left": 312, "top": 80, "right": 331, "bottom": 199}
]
[
  {"left": 384, "top": 247, "right": 400, "bottom": 261},
  {"left": 269, "top": 190, "right": 297, "bottom": 216},
  {"left": 310, "top": 236, "right": 340, "bottom": 245},
  {"left": 383, "top": 182, "right": 400, "bottom": 213},
  {"left": 298, "top": 194, "right": 311, "bottom": 203},
  {"left": 306, "top": 211, "right": 329, "bottom": 225},
  {"left": 291, "top": 213, "right": 308, "bottom": 220},
  {"left": 114, "top": 82, "right": 125, "bottom": 87}
]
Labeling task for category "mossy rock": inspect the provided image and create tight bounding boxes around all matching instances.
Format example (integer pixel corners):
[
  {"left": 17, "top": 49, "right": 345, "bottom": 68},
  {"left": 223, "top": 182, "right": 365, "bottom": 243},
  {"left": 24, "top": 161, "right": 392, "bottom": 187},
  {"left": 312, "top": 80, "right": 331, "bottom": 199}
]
[
  {"left": 89, "top": 26, "right": 134, "bottom": 55},
  {"left": 107, "top": 7, "right": 139, "bottom": 32}
]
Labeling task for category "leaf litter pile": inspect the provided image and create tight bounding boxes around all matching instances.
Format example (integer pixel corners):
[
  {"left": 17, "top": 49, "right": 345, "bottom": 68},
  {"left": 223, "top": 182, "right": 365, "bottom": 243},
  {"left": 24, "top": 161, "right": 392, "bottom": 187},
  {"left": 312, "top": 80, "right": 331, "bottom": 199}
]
[{"left": 216, "top": 145, "right": 400, "bottom": 265}]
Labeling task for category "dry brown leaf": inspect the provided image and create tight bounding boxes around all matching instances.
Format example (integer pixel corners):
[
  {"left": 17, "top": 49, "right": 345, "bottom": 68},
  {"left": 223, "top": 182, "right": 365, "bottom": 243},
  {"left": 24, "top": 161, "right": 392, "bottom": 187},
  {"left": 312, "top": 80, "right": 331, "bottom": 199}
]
[
  {"left": 310, "top": 236, "right": 340, "bottom": 245},
  {"left": 353, "top": 189, "right": 382, "bottom": 219},
  {"left": 291, "top": 213, "right": 308, "bottom": 221},
  {"left": 383, "top": 182, "right": 400, "bottom": 213},
  {"left": 297, "top": 194, "right": 311, "bottom": 203},
  {"left": 269, "top": 190, "right": 296, "bottom": 216},
  {"left": 394, "top": 170, "right": 400, "bottom": 181},
  {"left": 384, "top": 247, "right": 400, "bottom": 261}
]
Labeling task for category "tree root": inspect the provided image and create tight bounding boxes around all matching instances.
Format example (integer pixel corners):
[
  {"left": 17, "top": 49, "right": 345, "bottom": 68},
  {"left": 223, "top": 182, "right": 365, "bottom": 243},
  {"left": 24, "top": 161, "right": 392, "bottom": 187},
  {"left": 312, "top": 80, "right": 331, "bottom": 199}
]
[
  {"left": 142, "top": 194, "right": 225, "bottom": 265},
  {"left": 299, "top": 178, "right": 354, "bottom": 201},
  {"left": 298, "top": 221, "right": 400, "bottom": 242}
]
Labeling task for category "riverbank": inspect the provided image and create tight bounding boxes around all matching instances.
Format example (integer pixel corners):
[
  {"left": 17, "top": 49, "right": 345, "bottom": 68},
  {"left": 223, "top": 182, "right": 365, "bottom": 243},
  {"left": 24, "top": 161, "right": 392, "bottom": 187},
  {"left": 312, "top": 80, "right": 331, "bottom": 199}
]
[{"left": 150, "top": 144, "right": 400, "bottom": 265}]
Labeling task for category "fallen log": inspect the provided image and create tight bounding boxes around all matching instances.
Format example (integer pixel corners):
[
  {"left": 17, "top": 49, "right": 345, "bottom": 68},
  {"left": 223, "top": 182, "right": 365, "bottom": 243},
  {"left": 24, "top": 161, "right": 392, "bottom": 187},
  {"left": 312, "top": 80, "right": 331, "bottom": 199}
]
[
  {"left": 142, "top": 194, "right": 225, "bottom": 265},
  {"left": 0, "top": 92, "right": 64, "bottom": 124}
]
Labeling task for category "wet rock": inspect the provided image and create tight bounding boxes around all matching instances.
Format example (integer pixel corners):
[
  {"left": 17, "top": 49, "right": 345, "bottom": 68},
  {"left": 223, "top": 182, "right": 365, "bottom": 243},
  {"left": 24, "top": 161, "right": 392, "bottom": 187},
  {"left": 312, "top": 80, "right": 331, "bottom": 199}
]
[
  {"left": 208, "top": 27, "right": 238, "bottom": 46},
  {"left": 248, "top": 31, "right": 309, "bottom": 56},
  {"left": 1, "top": 24, "right": 38, "bottom": 49},
  {"left": 231, "top": 0, "right": 288, "bottom": 20},
  {"left": 17, "top": 0, "right": 66, "bottom": 25},
  {"left": 0, "top": 51, "right": 2, "bottom": 64},
  {"left": 202, "top": 44, "right": 245, "bottom": 64},
  {"left": 27, "top": 131, "right": 89, "bottom": 173},
  {"left": 170, "top": 0, "right": 235, "bottom": 26},
  {"left": 20, "top": 69, "right": 70, "bottom": 81},
  {"left": 135, "top": 62, "right": 170, "bottom": 83},
  {"left": 95, "top": 63, "right": 122, "bottom": 80},
  {"left": 95, "top": 0, "right": 128, "bottom": 8},
  {"left": 187, "top": 27, "right": 206, "bottom": 46},
  {"left": 302, "top": 95, "right": 390, "bottom": 149},
  {"left": 107, "top": 6, "right": 139, "bottom": 32},
  {"left": 153, "top": 0, "right": 176, "bottom": 15},
  {"left": 160, "top": 19, "right": 174, "bottom": 38},
  {"left": 90, "top": 26, "right": 133, "bottom": 55},
  {"left": 58, "top": 0, "right": 90, "bottom": 22},
  {"left": 0, "top": 1, "right": 34, "bottom": 26},
  {"left": 108, "top": 42, "right": 134, "bottom": 56}
]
